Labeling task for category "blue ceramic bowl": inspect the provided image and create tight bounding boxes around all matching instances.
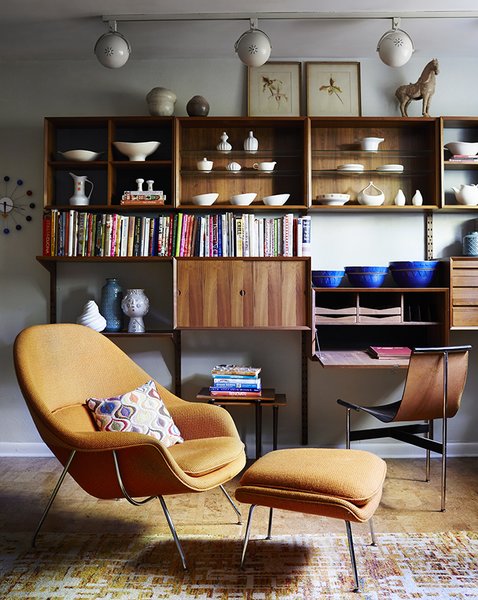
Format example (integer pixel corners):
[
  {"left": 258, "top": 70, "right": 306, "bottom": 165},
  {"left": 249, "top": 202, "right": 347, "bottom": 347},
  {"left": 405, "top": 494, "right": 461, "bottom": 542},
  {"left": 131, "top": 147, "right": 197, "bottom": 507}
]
[
  {"left": 312, "top": 270, "right": 345, "bottom": 288},
  {"left": 389, "top": 260, "right": 440, "bottom": 287},
  {"left": 345, "top": 266, "right": 388, "bottom": 288}
]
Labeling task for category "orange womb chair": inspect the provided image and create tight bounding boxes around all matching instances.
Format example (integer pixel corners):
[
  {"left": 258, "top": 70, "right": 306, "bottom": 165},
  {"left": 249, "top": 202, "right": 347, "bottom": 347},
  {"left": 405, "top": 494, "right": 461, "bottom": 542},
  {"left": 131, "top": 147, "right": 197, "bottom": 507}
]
[
  {"left": 337, "top": 345, "right": 471, "bottom": 512},
  {"left": 13, "top": 323, "right": 246, "bottom": 569}
]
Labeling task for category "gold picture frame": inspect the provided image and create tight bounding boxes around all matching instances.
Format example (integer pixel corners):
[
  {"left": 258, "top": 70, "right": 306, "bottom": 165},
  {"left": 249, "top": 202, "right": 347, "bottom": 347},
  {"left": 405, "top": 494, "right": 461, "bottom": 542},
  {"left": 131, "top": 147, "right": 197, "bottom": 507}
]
[
  {"left": 306, "top": 62, "right": 361, "bottom": 117},
  {"left": 248, "top": 62, "right": 301, "bottom": 117}
]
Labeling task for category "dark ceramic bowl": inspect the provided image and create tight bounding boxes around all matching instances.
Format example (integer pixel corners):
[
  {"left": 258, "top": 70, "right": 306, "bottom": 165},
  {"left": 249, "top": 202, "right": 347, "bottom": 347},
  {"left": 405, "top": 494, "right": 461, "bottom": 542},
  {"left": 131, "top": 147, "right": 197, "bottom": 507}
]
[
  {"left": 389, "top": 260, "right": 440, "bottom": 287},
  {"left": 345, "top": 266, "right": 388, "bottom": 288},
  {"left": 312, "top": 270, "right": 345, "bottom": 288}
]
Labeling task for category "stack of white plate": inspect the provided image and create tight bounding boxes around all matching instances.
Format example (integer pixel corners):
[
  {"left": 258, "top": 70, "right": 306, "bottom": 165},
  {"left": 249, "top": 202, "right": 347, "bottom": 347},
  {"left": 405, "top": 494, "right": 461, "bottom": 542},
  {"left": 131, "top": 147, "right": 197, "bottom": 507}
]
[
  {"left": 376, "top": 164, "right": 404, "bottom": 173},
  {"left": 337, "top": 164, "right": 364, "bottom": 172}
]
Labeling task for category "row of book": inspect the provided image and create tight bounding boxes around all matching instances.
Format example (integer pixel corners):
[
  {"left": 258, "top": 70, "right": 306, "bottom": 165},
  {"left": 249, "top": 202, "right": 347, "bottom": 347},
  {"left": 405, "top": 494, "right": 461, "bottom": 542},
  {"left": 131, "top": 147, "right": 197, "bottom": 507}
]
[
  {"left": 209, "top": 365, "right": 262, "bottom": 397},
  {"left": 43, "top": 210, "right": 312, "bottom": 258}
]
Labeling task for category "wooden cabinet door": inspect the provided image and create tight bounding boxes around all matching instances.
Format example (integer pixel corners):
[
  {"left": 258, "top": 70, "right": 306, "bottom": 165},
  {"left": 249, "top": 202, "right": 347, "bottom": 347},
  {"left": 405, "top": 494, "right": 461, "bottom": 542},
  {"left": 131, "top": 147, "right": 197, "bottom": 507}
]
[
  {"left": 252, "top": 260, "right": 309, "bottom": 328},
  {"left": 175, "top": 259, "right": 253, "bottom": 328},
  {"left": 175, "top": 258, "right": 310, "bottom": 329}
]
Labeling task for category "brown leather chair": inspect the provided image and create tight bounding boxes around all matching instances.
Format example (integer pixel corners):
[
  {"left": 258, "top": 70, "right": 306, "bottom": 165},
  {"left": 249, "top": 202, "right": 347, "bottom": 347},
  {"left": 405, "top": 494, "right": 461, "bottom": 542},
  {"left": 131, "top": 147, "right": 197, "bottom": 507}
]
[
  {"left": 13, "top": 323, "right": 246, "bottom": 568},
  {"left": 337, "top": 345, "right": 471, "bottom": 511}
]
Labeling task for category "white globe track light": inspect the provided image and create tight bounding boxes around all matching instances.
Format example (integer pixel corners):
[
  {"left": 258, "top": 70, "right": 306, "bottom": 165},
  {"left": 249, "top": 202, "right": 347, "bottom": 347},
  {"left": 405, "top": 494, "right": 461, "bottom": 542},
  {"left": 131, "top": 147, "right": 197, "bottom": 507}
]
[
  {"left": 235, "top": 18, "right": 271, "bottom": 68},
  {"left": 377, "top": 17, "right": 414, "bottom": 68},
  {"left": 94, "top": 20, "right": 131, "bottom": 68}
]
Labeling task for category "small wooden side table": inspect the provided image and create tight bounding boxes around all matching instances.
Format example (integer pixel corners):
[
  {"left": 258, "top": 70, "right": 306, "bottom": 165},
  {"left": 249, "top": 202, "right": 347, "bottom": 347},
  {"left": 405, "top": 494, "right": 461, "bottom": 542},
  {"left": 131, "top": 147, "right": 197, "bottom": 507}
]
[{"left": 196, "top": 388, "right": 287, "bottom": 459}]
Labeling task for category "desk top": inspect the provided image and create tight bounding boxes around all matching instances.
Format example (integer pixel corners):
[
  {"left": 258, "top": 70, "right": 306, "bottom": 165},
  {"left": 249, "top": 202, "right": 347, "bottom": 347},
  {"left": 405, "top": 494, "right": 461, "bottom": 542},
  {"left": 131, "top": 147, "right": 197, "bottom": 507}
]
[
  {"left": 197, "top": 387, "right": 287, "bottom": 406},
  {"left": 314, "top": 350, "right": 409, "bottom": 369}
]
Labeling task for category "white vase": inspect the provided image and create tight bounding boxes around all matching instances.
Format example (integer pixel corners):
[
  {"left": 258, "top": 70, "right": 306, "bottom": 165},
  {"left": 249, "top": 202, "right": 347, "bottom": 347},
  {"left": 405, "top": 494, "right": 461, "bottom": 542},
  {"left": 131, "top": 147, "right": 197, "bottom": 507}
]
[
  {"left": 121, "top": 289, "right": 150, "bottom": 333},
  {"left": 394, "top": 189, "right": 406, "bottom": 206},
  {"left": 216, "top": 132, "right": 232, "bottom": 152},
  {"left": 76, "top": 300, "right": 106, "bottom": 332},
  {"left": 412, "top": 190, "right": 423, "bottom": 206},
  {"left": 244, "top": 131, "right": 259, "bottom": 152}
]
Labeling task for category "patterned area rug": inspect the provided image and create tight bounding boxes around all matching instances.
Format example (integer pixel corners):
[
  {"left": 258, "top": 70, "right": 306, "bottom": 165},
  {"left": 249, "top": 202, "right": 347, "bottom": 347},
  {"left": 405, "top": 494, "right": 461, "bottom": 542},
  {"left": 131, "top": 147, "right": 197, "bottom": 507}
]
[{"left": 0, "top": 531, "right": 477, "bottom": 599}]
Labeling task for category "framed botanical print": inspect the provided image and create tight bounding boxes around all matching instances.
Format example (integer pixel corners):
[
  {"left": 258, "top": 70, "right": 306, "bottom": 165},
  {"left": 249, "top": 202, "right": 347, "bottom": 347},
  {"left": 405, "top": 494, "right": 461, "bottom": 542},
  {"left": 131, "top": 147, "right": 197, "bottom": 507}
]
[
  {"left": 248, "top": 62, "right": 301, "bottom": 117},
  {"left": 306, "top": 62, "right": 361, "bottom": 117}
]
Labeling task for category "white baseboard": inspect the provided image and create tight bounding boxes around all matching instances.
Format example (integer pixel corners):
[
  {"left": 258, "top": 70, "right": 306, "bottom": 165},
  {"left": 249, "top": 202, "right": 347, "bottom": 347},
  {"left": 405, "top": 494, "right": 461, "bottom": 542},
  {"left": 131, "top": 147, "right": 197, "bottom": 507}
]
[
  {"left": 0, "top": 443, "right": 54, "bottom": 457},
  {"left": 0, "top": 441, "right": 477, "bottom": 458}
]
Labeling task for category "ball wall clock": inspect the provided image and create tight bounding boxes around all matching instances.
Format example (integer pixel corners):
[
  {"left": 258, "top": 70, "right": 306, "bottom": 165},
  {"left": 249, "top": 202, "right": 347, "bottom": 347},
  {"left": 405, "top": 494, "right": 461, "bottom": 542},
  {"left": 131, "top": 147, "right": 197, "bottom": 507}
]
[{"left": 1, "top": 175, "right": 35, "bottom": 234}]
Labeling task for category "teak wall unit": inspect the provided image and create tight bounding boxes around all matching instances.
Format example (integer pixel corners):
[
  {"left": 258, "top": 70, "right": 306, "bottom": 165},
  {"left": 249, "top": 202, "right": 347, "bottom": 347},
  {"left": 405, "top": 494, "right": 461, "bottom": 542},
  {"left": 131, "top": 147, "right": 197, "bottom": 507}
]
[{"left": 39, "top": 115, "right": 478, "bottom": 446}]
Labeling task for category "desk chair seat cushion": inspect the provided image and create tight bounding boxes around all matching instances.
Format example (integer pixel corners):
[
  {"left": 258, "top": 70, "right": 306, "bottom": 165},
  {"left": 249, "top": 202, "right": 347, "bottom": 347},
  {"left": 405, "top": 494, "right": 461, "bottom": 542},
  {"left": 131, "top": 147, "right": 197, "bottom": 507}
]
[
  {"left": 87, "top": 380, "right": 183, "bottom": 447},
  {"left": 235, "top": 448, "right": 386, "bottom": 523}
]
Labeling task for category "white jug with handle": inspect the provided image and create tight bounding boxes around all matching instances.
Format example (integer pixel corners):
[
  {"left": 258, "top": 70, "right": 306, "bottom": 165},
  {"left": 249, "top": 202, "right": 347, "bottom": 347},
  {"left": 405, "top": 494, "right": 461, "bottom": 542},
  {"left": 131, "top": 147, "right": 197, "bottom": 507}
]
[{"left": 69, "top": 172, "right": 94, "bottom": 206}]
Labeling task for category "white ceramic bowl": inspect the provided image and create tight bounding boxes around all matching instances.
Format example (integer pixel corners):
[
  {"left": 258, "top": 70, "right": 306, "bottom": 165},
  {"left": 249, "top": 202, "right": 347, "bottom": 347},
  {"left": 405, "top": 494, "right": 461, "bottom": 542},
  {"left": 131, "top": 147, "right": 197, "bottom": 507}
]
[
  {"left": 113, "top": 141, "right": 160, "bottom": 161},
  {"left": 316, "top": 193, "right": 350, "bottom": 205},
  {"left": 262, "top": 193, "right": 290, "bottom": 206},
  {"left": 444, "top": 141, "right": 478, "bottom": 156},
  {"left": 60, "top": 149, "right": 100, "bottom": 161},
  {"left": 230, "top": 193, "right": 257, "bottom": 206},
  {"left": 192, "top": 193, "right": 219, "bottom": 206},
  {"left": 360, "top": 137, "right": 384, "bottom": 151}
]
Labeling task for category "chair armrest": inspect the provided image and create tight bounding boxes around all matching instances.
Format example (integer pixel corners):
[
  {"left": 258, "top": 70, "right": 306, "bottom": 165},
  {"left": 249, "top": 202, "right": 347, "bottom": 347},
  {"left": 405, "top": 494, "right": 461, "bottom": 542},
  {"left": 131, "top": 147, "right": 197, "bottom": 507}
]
[
  {"left": 169, "top": 402, "right": 241, "bottom": 441},
  {"left": 337, "top": 398, "right": 361, "bottom": 411},
  {"left": 60, "top": 430, "right": 168, "bottom": 452}
]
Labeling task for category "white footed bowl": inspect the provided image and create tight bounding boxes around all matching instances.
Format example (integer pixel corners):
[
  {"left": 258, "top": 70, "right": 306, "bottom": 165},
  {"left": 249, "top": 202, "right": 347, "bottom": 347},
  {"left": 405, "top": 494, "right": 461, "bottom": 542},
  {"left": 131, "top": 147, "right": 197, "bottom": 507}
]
[
  {"left": 445, "top": 141, "right": 478, "bottom": 156},
  {"left": 113, "top": 141, "right": 160, "bottom": 161},
  {"left": 263, "top": 193, "right": 290, "bottom": 206},
  {"left": 76, "top": 300, "right": 106, "bottom": 332},
  {"left": 230, "top": 193, "right": 257, "bottom": 206},
  {"left": 192, "top": 193, "right": 219, "bottom": 206},
  {"left": 60, "top": 149, "right": 100, "bottom": 161}
]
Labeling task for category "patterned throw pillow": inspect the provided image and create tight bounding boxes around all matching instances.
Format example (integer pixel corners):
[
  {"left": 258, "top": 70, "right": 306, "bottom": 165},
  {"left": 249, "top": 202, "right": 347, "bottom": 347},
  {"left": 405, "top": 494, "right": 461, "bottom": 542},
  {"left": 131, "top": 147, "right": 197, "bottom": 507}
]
[{"left": 86, "top": 380, "right": 183, "bottom": 447}]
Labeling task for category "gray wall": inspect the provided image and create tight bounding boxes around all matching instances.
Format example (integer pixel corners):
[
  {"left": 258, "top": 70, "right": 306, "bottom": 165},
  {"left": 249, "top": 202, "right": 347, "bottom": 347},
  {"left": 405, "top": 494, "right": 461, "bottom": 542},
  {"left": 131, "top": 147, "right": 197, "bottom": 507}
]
[{"left": 1, "top": 56, "right": 477, "bottom": 457}]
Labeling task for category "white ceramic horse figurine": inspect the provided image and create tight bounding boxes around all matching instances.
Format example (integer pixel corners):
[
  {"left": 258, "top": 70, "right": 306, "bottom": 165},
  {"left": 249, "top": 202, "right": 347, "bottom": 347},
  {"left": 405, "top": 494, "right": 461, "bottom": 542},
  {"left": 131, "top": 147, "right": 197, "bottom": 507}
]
[{"left": 395, "top": 59, "right": 439, "bottom": 117}]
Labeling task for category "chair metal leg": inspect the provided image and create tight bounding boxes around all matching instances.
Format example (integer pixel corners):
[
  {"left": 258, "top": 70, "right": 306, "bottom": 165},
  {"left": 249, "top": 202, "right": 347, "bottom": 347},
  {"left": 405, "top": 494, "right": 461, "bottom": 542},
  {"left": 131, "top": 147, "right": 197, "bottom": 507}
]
[
  {"left": 158, "top": 496, "right": 187, "bottom": 570},
  {"left": 114, "top": 451, "right": 187, "bottom": 568},
  {"left": 441, "top": 417, "right": 448, "bottom": 512},
  {"left": 240, "top": 504, "right": 256, "bottom": 569},
  {"left": 32, "top": 449, "right": 76, "bottom": 547},
  {"left": 266, "top": 507, "right": 273, "bottom": 539},
  {"left": 345, "top": 521, "right": 360, "bottom": 593},
  {"left": 345, "top": 408, "right": 351, "bottom": 449},
  {"left": 219, "top": 484, "right": 242, "bottom": 524},
  {"left": 368, "top": 518, "right": 377, "bottom": 546},
  {"left": 426, "top": 420, "right": 433, "bottom": 482}
]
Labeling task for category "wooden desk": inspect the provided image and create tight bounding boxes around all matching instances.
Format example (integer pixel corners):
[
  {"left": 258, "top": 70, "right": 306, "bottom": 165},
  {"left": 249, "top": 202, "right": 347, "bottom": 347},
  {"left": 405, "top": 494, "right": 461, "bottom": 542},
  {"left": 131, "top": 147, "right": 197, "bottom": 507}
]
[
  {"left": 196, "top": 388, "right": 287, "bottom": 459},
  {"left": 314, "top": 350, "right": 409, "bottom": 369}
]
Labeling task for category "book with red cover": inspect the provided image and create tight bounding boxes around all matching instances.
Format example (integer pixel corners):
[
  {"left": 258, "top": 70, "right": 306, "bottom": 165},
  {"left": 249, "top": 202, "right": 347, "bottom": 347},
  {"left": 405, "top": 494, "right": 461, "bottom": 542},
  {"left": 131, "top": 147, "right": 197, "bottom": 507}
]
[{"left": 368, "top": 346, "right": 412, "bottom": 359}]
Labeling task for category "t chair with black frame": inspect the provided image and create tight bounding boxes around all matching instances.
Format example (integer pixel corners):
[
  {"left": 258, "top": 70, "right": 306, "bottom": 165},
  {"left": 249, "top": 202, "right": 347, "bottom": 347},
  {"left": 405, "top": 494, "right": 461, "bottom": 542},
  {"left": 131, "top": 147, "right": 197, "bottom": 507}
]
[{"left": 337, "top": 345, "right": 471, "bottom": 512}]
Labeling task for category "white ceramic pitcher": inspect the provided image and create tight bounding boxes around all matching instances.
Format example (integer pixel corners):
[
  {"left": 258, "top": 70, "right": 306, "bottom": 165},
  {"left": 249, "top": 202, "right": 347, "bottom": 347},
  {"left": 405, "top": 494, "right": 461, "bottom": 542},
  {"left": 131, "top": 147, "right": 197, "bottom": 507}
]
[{"left": 69, "top": 172, "right": 94, "bottom": 206}]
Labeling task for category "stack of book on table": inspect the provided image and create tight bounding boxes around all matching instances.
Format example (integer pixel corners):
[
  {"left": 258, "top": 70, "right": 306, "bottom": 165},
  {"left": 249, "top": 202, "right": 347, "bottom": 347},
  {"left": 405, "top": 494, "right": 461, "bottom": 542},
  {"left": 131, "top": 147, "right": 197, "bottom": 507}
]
[{"left": 209, "top": 365, "right": 262, "bottom": 397}]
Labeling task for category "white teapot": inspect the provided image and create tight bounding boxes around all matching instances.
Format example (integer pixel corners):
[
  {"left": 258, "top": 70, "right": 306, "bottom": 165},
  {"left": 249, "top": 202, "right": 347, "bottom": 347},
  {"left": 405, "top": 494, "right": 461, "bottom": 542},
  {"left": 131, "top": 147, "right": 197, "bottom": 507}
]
[{"left": 452, "top": 184, "right": 478, "bottom": 206}]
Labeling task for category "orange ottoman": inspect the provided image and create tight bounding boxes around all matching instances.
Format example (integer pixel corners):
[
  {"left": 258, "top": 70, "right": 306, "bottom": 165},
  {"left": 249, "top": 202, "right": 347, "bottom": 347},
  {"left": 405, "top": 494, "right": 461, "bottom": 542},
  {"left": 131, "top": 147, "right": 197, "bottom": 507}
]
[{"left": 235, "top": 448, "right": 387, "bottom": 592}]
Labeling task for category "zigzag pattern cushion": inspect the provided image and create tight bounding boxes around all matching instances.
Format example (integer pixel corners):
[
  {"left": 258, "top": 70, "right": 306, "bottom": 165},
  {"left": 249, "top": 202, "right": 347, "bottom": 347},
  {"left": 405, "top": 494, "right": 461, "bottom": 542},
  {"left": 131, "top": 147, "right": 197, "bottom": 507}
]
[{"left": 86, "top": 380, "right": 183, "bottom": 447}]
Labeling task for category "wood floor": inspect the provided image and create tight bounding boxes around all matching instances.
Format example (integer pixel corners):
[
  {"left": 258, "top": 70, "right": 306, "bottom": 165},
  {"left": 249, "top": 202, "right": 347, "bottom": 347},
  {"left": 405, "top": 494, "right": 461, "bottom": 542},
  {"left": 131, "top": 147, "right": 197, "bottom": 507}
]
[{"left": 1, "top": 457, "right": 477, "bottom": 540}]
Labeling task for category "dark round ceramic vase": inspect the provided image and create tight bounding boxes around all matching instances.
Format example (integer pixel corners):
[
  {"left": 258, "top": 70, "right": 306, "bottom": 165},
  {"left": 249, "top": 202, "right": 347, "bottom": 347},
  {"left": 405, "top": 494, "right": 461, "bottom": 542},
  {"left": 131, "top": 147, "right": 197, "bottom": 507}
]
[{"left": 186, "top": 95, "right": 210, "bottom": 117}]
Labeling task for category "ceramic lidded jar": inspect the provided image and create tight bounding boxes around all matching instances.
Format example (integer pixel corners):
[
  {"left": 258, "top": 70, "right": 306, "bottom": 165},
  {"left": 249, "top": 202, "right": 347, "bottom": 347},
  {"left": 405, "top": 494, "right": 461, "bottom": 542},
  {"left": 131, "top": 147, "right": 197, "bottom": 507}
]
[
  {"left": 121, "top": 288, "right": 150, "bottom": 333},
  {"left": 463, "top": 232, "right": 478, "bottom": 256},
  {"left": 186, "top": 95, "right": 210, "bottom": 117},
  {"left": 146, "top": 87, "right": 177, "bottom": 116},
  {"left": 100, "top": 278, "right": 123, "bottom": 332}
]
